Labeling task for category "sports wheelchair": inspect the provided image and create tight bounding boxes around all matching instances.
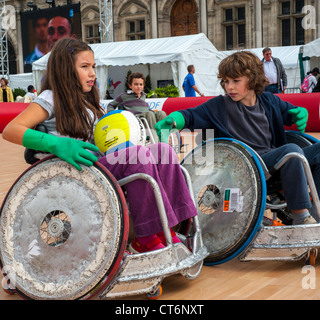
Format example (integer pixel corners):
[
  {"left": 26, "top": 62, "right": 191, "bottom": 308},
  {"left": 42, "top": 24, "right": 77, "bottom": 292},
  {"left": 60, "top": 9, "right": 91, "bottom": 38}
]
[
  {"left": 181, "top": 130, "right": 320, "bottom": 266},
  {"left": 0, "top": 153, "right": 207, "bottom": 299}
]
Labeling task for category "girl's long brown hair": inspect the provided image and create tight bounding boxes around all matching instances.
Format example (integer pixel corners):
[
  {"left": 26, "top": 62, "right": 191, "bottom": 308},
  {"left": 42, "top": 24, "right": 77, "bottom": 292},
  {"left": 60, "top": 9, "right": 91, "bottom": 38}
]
[{"left": 40, "top": 38, "right": 104, "bottom": 141}]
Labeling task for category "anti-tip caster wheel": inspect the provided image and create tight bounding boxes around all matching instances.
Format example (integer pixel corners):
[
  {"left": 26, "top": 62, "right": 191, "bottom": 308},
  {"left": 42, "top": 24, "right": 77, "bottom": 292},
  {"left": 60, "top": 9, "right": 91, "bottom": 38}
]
[
  {"left": 146, "top": 285, "right": 162, "bottom": 300},
  {"left": 1, "top": 277, "right": 15, "bottom": 295},
  {"left": 306, "top": 249, "right": 318, "bottom": 266}
]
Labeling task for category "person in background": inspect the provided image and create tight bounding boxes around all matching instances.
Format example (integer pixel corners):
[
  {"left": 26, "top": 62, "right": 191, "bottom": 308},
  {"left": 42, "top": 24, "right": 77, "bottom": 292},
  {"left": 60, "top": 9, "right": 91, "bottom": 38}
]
[
  {"left": 182, "top": 65, "right": 204, "bottom": 97},
  {"left": 262, "top": 47, "right": 287, "bottom": 93},
  {"left": 24, "top": 85, "right": 37, "bottom": 103},
  {"left": 24, "top": 16, "right": 49, "bottom": 66},
  {"left": 0, "top": 78, "right": 14, "bottom": 102},
  {"left": 306, "top": 68, "right": 319, "bottom": 93},
  {"left": 312, "top": 76, "right": 320, "bottom": 93},
  {"left": 47, "top": 16, "right": 75, "bottom": 50}
]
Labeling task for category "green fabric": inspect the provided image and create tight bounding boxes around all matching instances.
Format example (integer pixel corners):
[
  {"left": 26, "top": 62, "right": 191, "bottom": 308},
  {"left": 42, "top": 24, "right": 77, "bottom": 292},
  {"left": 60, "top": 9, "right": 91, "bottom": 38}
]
[
  {"left": 22, "top": 128, "right": 99, "bottom": 171},
  {"left": 288, "top": 107, "right": 308, "bottom": 133},
  {"left": 154, "top": 111, "right": 185, "bottom": 143}
]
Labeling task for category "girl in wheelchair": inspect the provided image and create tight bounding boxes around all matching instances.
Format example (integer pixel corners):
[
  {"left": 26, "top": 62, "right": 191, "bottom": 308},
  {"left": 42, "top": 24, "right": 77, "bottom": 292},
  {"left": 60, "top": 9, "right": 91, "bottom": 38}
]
[
  {"left": 156, "top": 51, "right": 320, "bottom": 225},
  {"left": 2, "top": 38, "right": 197, "bottom": 254}
]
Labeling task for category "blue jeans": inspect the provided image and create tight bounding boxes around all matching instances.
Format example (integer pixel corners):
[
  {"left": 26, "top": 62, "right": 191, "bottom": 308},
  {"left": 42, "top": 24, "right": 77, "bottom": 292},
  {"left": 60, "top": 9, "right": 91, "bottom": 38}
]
[{"left": 261, "top": 143, "right": 320, "bottom": 210}]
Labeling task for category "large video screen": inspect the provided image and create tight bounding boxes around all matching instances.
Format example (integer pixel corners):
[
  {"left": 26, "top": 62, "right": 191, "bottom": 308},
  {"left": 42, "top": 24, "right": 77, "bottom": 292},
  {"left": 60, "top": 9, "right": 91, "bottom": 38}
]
[{"left": 20, "top": 3, "right": 82, "bottom": 73}]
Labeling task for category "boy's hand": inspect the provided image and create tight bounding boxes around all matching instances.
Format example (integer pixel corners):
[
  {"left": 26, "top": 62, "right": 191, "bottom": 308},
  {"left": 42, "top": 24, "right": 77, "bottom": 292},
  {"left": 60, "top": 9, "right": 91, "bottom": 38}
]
[
  {"left": 155, "top": 117, "right": 175, "bottom": 143},
  {"left": 288, "top": 107, "right": 308, "bottom": 133},
  {"left": 154, "top": 111, "right": 185, "bottom": 143}
]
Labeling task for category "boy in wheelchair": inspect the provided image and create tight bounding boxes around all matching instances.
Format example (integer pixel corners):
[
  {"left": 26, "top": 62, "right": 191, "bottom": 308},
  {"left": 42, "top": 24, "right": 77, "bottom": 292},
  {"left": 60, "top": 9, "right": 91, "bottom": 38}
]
[
  {"left": 107, "top": 72, "right": 166, "bottom": 142},
  {"left": 156, "top": 51, "right": 320, "bottom": 225}
]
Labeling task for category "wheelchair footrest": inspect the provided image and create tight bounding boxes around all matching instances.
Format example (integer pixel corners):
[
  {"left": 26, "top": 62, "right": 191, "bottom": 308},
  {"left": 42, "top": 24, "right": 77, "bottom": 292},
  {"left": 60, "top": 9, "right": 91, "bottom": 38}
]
[
  {"left": 239, "top": 224, "right": 320, "bottom": 262},
  {"left": 99, "top": 242, "right": 208, "bottom": 299}
]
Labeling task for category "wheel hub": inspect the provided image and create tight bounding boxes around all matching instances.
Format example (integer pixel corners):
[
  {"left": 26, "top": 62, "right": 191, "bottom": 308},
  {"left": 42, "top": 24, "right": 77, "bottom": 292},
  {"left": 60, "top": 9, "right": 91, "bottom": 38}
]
[{"left": 40, "top": 210, "right": 71, "bottom": 247}]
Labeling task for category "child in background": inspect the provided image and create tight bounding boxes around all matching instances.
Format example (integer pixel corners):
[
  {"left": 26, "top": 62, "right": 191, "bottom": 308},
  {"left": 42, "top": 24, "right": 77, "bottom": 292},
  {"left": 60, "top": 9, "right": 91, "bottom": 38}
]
[
  {"left": 2, "top": 38, "right": 198, "bottom": 254},
  {"left": 107, "top": 72, "right": 166, "bottom": 141},
  {"left": 155, "top": 51, "right": 320, "bottom": 225}
]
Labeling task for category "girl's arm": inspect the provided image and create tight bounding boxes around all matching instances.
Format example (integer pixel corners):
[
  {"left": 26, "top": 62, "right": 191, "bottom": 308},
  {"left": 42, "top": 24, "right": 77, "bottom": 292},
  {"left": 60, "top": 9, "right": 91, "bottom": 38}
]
[
  {"left": 3, "top": 102, "right": 99, "bottom": 171},
  {"left": 2, "top": 102, "right": 49, "bottom": 145}
]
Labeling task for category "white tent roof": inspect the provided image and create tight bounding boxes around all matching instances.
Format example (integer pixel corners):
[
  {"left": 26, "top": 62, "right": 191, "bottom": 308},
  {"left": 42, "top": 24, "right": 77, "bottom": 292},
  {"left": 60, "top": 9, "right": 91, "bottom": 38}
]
[
  {"left": 92, "top": 33, "right": 221, "bottom": 66},
  {"left": 8, "top": 73, "right": 34, "bottom": 91},
  {"left": 33, "top": 33, "right": 221, "bottom": 69},
  {"left": 302, "top": 38, "right": 320, "bottom": 58},
  {"left": 32, "top": 33, "right": 226, "bottom": 97}
]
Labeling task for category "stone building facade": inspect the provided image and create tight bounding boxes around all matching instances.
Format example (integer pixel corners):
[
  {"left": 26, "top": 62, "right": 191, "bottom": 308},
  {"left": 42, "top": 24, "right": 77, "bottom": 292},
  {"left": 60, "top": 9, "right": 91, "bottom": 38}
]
[{"left": 3, "top": 0, "right": 320, "bottom": 74}]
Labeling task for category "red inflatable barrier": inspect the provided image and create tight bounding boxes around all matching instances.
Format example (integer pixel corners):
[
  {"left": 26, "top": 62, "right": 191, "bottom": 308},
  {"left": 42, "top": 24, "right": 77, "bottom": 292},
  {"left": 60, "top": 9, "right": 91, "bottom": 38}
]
[
  {"left": 0, "top": 103, "right": 29, "bottom": 133},
  {"left": 276, "top": 93, "right": 320, "bottom": 131},
  {"left": 162, "top": 93, "right": 320, "bottom": 132}
]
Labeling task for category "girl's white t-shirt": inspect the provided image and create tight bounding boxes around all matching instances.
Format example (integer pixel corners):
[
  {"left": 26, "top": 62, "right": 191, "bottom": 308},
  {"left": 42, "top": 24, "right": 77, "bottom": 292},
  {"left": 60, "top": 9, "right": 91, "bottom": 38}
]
[{"left": 34, "top": 90, "right": 98, "bottom": 145}]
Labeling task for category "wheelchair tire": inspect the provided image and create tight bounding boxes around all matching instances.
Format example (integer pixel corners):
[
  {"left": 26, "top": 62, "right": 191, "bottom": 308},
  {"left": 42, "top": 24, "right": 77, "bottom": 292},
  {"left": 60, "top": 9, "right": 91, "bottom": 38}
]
[
  {"left": 0, "top": 156, "right": 129, "bottom": 300},
  {"left": 181, "top": 138, "right": 266, "bottom": 265},
  {"left": 285, "top": 130, "right": 317, "bottom": 147}
]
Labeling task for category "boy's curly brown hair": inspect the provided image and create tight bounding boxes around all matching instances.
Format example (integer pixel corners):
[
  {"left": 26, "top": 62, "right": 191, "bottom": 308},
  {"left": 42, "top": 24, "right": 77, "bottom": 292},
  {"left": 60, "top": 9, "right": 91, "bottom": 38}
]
[{"left": 218, "top": 51, "right": 269, "bottom": 95}]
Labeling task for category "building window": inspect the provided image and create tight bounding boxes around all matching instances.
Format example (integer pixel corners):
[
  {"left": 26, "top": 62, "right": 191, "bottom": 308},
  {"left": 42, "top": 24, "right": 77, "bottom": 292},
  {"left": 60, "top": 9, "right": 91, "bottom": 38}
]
[
  {"left": 140, "top": 20, "right": 145, "bottom": 32},
  {"left": 279, "top": 0, "right": 305, "bottom": 46},
  {"left": 127, "top": 20, "right": 146, "bottom": 40},
  {"left": 223, "top": 6, "right": 246, "bottom": 50},
  {"left": 129, "top": 21, "right": 135, "bottom": 33},
  {"left": 85, "top": 24, "right": 100, "bottom": 44}
]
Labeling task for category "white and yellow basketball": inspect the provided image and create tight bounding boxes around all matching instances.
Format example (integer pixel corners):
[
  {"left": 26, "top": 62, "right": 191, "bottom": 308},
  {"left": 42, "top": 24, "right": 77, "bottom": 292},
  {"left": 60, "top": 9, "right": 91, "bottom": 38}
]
[{"left": 94, "top": 110, "right": 146, "bottom": 154}]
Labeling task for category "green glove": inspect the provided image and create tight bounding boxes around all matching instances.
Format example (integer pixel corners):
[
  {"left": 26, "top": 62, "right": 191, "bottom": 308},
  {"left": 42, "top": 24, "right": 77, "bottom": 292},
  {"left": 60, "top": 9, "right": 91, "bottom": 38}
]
[
  {"left": 22, "top": 128, "right": 99, "bottom": 171},
  {"left": 288, "top": 107, "right": 308, "bottom": 133},
  {"left": 154, "top": 111, "right": 185, "bottom": 143}
]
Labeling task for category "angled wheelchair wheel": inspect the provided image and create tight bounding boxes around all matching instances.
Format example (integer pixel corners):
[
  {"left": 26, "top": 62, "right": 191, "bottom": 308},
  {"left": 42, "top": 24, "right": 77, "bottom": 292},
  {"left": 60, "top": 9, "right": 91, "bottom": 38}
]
[
  {"left": 181, "top": 138, "right": 266, "bottom": 265},
  {"left": 0, "top": 156, "right": 129, "bottom": 300},
  {"left": 285, "top": 130, "right": 318, "bottom": 147}
]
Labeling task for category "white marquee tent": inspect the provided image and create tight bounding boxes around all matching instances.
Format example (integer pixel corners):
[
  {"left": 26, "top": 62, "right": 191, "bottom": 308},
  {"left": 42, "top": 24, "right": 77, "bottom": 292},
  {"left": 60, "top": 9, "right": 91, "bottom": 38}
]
[
  {"left": 32, "top": 33, "right": 227, "bottom": 98},
  {"left": 8, "top": 73, "right": 33, "bottom": 91},
  {"left": 301, "top": 37, "right": 320, "bottom": 74}
]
